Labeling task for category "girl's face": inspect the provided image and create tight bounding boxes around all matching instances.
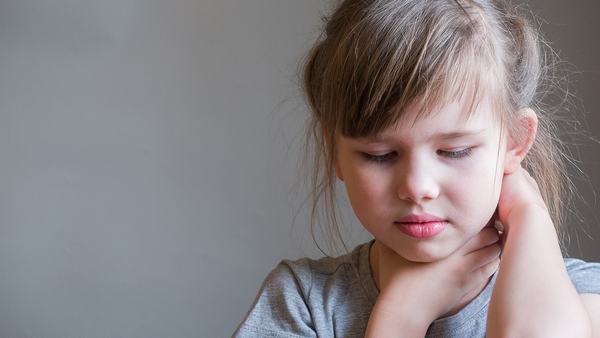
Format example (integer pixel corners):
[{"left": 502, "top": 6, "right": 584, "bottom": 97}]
[{"left": 334, "top": 96, "right": 507, "bottom": 262}]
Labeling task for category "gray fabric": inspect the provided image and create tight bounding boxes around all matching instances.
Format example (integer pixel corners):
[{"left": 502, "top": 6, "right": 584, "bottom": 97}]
[{"left": 233, "top": 240, "right": 600, "bottom": 337}]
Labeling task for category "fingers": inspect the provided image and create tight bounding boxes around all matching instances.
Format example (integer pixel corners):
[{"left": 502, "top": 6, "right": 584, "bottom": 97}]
[
  {"left": 459, "top": 256, "right": 501, "bottom": 303},
  {"left": 466, "top": 242, "right": 502, "bottom": 273},
  {"left": 474, "top": 255, "right": 501, "bottom": 279},
  {"left": 459, "top": 242, "right": 501, "bottom": 297},
  {"left": 460, "top": 226, "right": 502, "bottom": 273},
  {"left": 460, "top": 227, "right": 500, "bottom": 255}
]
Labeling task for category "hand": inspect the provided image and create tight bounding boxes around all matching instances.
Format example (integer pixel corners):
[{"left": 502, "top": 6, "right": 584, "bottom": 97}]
[
  {"left": 496, "top": 165, "right": 550, "bottom": 232},
  {"left": 372, "top": 226, "right": 502, "bottom": 324}
]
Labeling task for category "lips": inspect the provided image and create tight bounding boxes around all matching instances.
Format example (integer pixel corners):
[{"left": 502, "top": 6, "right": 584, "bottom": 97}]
[
  {"left": 396, "top": 222, "right": 447, "bottom": 238},
  {"left": 395, "top": 213, "right": 446, "bottom": 224},
  {"left": 394, "top": 213, "right": 448, "bottom": 238}
]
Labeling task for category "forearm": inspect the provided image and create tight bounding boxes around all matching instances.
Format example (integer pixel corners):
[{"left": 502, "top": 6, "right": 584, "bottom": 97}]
[
  {"left": 366, "top": 298, "right": 430, "bottom": 338},
  {"left": 487, "top": 208, "right": 592, "bottom": 338}
]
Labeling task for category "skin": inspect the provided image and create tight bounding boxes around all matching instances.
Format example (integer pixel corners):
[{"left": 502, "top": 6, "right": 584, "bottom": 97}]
[
  {"left": 365, "top": 227, "right": 502, "bottom": 336},
  {"left": 334, "top": 95, "right": 506, "bottom": 264},
  {"left": 334, "top": 95, "right": 507, "bottom": 322},
  {"left": 487, "top": 165, "right": 593, "bottom": 337},
  {"left": 333, "top": 95, "right": 596, "bottom": 336}
]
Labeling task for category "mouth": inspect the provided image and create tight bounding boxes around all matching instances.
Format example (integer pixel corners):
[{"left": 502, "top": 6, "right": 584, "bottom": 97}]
[
  {"left": 394, "top": 221, "right": 448, "bottom": 238},
  {"left": 396, "top": 213, "right": 446, "bottom": 224}
]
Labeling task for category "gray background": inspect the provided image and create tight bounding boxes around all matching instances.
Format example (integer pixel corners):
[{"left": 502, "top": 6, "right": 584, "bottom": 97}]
[{"left": 0, "top": 1, "right": 597, "bottom": 337}]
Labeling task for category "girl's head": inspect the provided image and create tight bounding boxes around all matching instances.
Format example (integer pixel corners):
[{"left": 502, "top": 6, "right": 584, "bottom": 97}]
[{"left": 300, "top": 0, "right": 574, "bottom": 258}]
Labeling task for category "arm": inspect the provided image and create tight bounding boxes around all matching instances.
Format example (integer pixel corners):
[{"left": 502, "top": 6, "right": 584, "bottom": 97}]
[
  {"left": 365, "top": 296, "right": 430, "bottom": 337},
  {"left": 486, "top": 207, "right": 592, "bottom": 338},
  {"left": 581, "top": 293, "right": 600, "bottom": 338},
  {"left": 366, "top": 229, "right": 501, "bottom": 338}
]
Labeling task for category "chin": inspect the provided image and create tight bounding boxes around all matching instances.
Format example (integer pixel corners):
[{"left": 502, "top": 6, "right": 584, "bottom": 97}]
[
  {"left": 396, "top": 244, "right": 454, "bottom": 263},
  {"left": 401, "top": 253, "right": 442, "bottom": 263}
]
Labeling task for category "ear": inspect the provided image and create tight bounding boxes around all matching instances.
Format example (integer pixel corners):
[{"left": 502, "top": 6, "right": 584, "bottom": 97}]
[
  {"left": 323, "top": 126, "right": 344, "bottom": 181},
  {"left": 504, "top": 108, "right": 538, "bottom": 174}
]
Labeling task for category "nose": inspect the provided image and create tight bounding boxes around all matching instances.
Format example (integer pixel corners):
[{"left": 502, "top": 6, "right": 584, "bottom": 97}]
[{"left": 396, "top": 155, "right": 440, "bottom": 203}]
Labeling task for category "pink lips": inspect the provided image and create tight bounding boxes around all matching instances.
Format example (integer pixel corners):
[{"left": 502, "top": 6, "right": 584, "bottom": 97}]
[{"left": 395, "top": 213, "right": 448, "bottom": 238}]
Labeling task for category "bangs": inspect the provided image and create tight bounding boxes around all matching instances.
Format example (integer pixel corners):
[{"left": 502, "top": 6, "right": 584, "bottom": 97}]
[
  {"left": 397, "top": 42, "right": 506, "bottom": 130},
  {"left": 332, "top": 1, "right": 507, "bottom": 139}
]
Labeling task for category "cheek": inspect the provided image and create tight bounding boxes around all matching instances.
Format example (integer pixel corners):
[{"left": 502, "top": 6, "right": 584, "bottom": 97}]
[
  {"left": 344, "top": 169, "right": 391, "bottom": 219},
  {"left": 447, "top": 158, "right": 502, "bottom": 219}
]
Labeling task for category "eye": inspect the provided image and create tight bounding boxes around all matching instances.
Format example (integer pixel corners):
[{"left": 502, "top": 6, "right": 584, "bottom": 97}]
[
  {"left": 361, "top": 147, "right": 474, "bottom": 164},
  {"left": 362, "top": 152, "right": 396, "bottom": 164},
  {"left": 437, "top": 147, "right": 473, "bottom": 159}
]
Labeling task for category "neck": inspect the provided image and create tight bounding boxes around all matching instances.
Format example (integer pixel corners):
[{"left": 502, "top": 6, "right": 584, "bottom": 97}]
[{"left": 369, "top": 240, "right": 492, "bottom": 319}]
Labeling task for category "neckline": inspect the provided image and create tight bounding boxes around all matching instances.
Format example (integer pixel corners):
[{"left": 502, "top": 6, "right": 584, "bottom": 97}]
[{"left": 357, "top": 239, "right": 499, "bottom": 335}]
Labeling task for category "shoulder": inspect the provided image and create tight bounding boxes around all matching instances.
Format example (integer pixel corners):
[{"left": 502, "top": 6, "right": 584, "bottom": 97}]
[
  {"left": 266, "top": 257, "right": 314, "bottom": 293},
  {"left": 232, "top": 258, "right": 317, "bottom": 337},
  {"left": 263, "top": 245, "right": 364, "bottom": 305},
  {"left": 267, "top": 241, "right": 368, "bottom": 293},
  {"left": 564, "top": 257, "right": 600, "bottom": 294},
  {"left": 233, "top": 242, "right": 373, "bottom": 337}
]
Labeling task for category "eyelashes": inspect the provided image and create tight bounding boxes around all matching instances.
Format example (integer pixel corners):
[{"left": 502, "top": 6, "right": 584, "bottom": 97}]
[
  {"left": 362, "top": 147, "right": 474, "bottom": 164},
  {"left": 362, "top": 152, "right": 396, "bottom": 163},
  {"left": 438, "top": 147, "right": 473, "bottom": 159}
]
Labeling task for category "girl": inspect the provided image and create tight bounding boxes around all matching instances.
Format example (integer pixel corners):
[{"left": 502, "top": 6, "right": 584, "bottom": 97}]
[{"left": 234, "top": 0, "right": 600, "bottom": 337}]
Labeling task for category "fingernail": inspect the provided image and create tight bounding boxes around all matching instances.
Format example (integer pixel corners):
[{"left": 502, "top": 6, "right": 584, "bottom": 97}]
[{"left": 493, "top": 220, "right": 504, "bottom": 234}]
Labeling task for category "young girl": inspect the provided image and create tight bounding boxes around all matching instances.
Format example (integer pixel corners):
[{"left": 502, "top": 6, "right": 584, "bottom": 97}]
[{"left": 234, "top": 0, "right": 600, "bottom": 336}]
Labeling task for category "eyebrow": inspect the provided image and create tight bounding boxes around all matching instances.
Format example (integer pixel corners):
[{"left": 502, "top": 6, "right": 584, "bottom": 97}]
[{"left": 365, "top": 129, "right": 486, "bottom": 142}]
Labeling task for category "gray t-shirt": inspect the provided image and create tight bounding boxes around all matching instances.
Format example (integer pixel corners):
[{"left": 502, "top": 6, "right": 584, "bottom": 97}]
[{"left": 233, "top": 240, "right": 600, "bottom": 337}]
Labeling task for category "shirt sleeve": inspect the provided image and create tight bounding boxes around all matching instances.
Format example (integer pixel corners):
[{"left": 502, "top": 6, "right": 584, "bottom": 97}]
[
  {"left": 233, "top": 259, "right": 317, "bottom": 338},
  {"left": 564, "top": 258, "right": 600, "bottom": 294}
]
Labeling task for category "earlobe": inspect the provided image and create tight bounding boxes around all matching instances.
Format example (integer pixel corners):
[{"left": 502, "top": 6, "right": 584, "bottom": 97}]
[
  {"left": 504, "top": 155, "right": 522, "bottom": 174},
  {"left": 504, "top": 108, "right": 538, "bottom": 174}
]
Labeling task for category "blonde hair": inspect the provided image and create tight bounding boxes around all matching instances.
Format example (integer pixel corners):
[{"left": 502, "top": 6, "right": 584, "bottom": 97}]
[{"left": 297, "top": 0, "right": 582, "bottom": 256}]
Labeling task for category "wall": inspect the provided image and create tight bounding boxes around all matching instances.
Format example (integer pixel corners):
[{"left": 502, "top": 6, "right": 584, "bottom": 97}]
[{"left": 0, "top": 1, "right": 597, "bottom": 337}]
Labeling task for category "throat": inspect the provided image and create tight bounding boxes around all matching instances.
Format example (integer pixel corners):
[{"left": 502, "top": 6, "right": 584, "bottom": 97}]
[{"left": 368, "top": 240, "right": 493, "bottom": 319}]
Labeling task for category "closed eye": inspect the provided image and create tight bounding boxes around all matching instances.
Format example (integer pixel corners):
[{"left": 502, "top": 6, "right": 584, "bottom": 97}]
[
  {"left": 361, "top": 147, "right": 474, "bottom": 164},
  {"left": 437, "top": 147, "right": 473, "bottom": 159},
  {"left": 361, "top": 152, "right": 396, "bottom": 164}
]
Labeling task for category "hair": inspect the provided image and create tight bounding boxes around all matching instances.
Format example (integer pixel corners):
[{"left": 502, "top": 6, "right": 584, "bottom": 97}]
[{"left": 297, "top": 0, "right": 585, "bottom": 256}]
